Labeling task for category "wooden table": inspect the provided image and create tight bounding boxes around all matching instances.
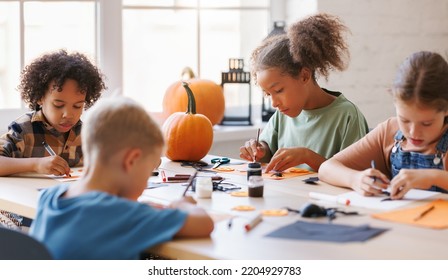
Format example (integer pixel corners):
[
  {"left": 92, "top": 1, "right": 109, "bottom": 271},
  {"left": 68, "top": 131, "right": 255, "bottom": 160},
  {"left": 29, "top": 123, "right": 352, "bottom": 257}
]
[{"left": 1, "top": 155, "right": 448, "bottom": 259}]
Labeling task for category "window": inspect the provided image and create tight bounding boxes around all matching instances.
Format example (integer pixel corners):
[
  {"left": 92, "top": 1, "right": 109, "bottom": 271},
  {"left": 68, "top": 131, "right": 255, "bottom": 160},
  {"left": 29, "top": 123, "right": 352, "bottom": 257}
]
[
  {"left": 0, "top": 0, "right": 270, "bottom": 116},
  {"left": 122, "top": 0, "right": 270, "bottom": 112},
  {"left": 0, "top": 1, "right": 20, "bottom": 108}
]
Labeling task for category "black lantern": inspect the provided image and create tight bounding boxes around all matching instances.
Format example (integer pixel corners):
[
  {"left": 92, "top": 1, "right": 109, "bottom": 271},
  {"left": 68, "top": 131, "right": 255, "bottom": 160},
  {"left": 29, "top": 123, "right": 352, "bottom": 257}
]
[
  {"left": 262, "top": 21, "right": 286, "bottom": 122},
  {"left": 220, "top": 58, "right": 252, "bottom": 126}
]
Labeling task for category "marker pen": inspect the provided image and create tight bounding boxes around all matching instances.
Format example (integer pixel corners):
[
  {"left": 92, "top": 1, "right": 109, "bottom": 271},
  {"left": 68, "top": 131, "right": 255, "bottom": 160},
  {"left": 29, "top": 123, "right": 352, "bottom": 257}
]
[
  {"left": 42, "top": 141, "right": 71, "bottom": 177},
  {"left": 309, "top": 192, "right": 351, "bottom": 206},
  {"left": 42, "top": 141, "right": 56, "bottom": 156},
  {"left": 161, "top": 170, "right": 167, "bottom": 182},
  {"left": 244, "top": 214, "right": 262, "bottom": 232}
]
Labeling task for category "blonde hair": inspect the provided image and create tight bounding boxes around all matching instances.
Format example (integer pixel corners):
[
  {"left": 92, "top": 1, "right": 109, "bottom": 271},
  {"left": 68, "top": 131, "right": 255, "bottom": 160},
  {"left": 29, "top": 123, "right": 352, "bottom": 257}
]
[
  {"left": 81, "top": 96, "right": 164, "bottom": 165},
  {"left": 251, "top": 13, "right": 350, "bottom": 83}
]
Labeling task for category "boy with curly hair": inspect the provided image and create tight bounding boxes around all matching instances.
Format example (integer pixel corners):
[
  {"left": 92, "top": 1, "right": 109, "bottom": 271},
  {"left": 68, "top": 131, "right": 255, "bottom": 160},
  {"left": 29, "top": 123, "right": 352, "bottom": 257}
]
[{"left": 0, "top": 49, "right": 106, "bottom": 177}]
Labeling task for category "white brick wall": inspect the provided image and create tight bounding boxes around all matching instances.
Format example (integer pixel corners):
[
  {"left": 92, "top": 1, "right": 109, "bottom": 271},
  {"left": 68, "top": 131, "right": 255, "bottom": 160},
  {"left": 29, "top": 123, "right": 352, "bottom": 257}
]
[{"left": 285, "top": 0, "right": 448, "bottom": 127}]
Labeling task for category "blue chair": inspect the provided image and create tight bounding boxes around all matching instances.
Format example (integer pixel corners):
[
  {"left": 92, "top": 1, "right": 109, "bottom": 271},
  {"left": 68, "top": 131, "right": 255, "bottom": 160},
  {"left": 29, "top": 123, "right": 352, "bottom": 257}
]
[{"left": 0, "top": 226, "right": 52, "bottom": 260}]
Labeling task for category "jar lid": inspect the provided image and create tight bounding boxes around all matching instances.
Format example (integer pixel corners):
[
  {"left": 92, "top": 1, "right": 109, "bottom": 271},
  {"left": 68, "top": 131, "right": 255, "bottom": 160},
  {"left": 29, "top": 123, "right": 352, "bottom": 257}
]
[{"left": 248, "top": 162, "right": 261, "bottom": 168}]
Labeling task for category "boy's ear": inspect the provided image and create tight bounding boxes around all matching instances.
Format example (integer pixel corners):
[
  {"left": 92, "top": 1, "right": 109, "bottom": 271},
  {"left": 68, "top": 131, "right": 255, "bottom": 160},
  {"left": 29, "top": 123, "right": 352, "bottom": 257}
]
[{"left": 123, "top": 148, "right": 142, "bottom": 173}]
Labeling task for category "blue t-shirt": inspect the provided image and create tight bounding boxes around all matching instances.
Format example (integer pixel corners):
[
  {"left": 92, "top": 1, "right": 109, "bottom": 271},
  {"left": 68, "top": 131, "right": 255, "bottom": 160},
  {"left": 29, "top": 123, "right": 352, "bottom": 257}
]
[{"left": 30, "top": 184, "right": 188, "bottom": 259}]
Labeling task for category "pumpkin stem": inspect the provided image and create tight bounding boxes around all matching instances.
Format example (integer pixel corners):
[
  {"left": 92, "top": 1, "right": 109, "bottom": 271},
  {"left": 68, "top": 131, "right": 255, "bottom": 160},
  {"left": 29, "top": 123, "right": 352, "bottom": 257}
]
[
  {"left": 181, "top": 67, "right": 195, "bottom": 80},
  {"left": 182, "top": 81, "right": 196, "bottom": 114}
]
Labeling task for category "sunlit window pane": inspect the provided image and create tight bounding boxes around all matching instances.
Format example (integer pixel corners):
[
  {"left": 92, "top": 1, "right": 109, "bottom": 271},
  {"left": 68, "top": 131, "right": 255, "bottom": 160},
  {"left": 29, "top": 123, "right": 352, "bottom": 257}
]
[
  {"left": 123, "top": 2, "right": 269, "bottom": 112},
  {"left": 0, "top": 2, "right": 20, "bottom": 109},
  {"left": 200, "top": 9, "right": 268, "bottom": 117},
  {"left": 23, "top": 2, "right": 96, "bottom": 66},
  {"left": 123, "top": 0, "right": 198, "bottom": 7},
  {"left": 0, "top": 1, "right": 96, "bottom": 110},
  {"left": 199, "top": 0, "right": 269, "bottom": 8},
  {"left": 200, "top": 10, "right": 268, "bottom": 82},
  {"left": 123, "top": 9, "right": 198, "bottom": 112}
]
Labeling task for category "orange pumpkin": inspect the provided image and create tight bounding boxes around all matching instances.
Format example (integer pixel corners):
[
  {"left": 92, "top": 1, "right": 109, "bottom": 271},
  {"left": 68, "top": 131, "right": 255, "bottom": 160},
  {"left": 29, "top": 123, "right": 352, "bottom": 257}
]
[
  {"left": 163, "top": 68, "right": 225, "bottom": 125},
  {"left": 162, "top": 82, "right": 214, "bottom": 161}
]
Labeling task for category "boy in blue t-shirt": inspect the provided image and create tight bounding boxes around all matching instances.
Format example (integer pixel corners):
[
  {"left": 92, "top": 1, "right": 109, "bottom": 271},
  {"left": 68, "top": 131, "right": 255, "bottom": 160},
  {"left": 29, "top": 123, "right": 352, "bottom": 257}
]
[{"left": 30, "top": 96, "right": 214, "bottom": 259}]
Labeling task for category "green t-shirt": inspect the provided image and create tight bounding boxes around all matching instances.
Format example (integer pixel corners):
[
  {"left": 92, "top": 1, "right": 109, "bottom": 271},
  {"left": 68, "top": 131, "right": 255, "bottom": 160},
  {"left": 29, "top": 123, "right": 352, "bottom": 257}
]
[{"left": 260, "top": 90, "right": 369, "bottom": 170}]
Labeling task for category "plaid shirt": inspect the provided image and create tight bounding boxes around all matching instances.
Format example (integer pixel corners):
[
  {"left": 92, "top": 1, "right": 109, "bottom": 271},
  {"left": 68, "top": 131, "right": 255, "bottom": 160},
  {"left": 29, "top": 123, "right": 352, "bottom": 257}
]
[{"left": 0, "top": 110, "right": 83, "bottom": 167}]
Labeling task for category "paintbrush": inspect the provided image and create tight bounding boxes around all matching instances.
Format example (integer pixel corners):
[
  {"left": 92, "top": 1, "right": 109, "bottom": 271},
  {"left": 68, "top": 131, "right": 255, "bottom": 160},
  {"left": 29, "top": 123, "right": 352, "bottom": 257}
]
[
  {"left": 182, "top": 171, "right": 198, "bottom": 197},
  {"left": 253, "top": 128, "right": 260, "bottom": 162}
]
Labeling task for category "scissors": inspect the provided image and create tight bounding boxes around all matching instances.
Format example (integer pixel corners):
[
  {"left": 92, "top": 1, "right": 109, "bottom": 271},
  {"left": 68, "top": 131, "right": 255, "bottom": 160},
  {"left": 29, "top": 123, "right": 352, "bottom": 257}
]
[
  {"left": 211, "top": 157, "right": 230, "bottom": 169},
  {"left": 181, "top": 161, "right": 208, "bottom": 168},
  {"left": 180, "top": 161, "right": 216, "bottom": 173}
]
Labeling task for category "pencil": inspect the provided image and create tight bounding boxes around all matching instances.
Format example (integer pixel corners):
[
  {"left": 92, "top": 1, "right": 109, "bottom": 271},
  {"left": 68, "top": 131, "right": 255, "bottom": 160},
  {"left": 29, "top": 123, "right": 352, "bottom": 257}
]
[
  {"left": 370, "top": 160, "right": 390, "bottom": 196},
  {"left": 370, "top": 160, "right": 376, "bottom": 183},
  {"left": 253, "top": 128, "right": 260, "bottom": 162},
  {"left": 413, "top": 205, "right": 435, "bottom": 221},
  {"left": 182, "top": 171, "right": 198, "bottom": 197}
]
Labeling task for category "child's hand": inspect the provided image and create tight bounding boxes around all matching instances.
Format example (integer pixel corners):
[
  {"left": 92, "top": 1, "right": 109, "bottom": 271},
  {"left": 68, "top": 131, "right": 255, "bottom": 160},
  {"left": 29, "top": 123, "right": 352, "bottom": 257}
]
[
  {"left": 240, "top": 139, "right": 265, "bottom": 162},
  {"left": 350, "top": 168, "right": 390, "bottom": 196},
  {"left": 389, "top": 169, "right": 437, "bottom": 199},
  {"left": 264, "top": 147, "right": 306, "bottom": 173},
  {"left": 180, "top": 195, "right": 197, "bottom": 205},
  {"left": 36, "top": 156, "right": 71, "bottom": 176},
  {"left": 169, "top": 195, "right": 197, "bottom": 209}
]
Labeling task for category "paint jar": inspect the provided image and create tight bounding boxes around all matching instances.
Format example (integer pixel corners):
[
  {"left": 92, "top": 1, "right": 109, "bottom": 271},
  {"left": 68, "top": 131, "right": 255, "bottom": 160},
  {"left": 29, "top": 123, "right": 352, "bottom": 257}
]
[
  {"left": 195, "top": 177, "right": 213, "bottom": 199},
  {"left": 248, "top": 175, "right": 264, "bottom": 197},
  {"left": 247, "top": 162, "right": 262, "bottom": 181}
]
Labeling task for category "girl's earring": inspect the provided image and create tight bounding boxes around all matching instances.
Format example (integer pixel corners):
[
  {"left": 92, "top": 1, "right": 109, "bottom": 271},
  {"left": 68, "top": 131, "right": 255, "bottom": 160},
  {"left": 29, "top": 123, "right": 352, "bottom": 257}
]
[{"left": 433, "top": 152, "right": 442, "bottom": 165}]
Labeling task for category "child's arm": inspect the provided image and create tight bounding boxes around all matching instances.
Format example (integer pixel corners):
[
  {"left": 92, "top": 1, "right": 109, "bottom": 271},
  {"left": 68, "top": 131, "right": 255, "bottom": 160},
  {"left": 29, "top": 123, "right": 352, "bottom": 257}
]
[
  {"left": 319, "top": 158, "right": 390, "bottom": 196},
  {"left": 390, "top": 169, "right": 448, "bottom": 199},
  {"left": 169, "top": 197, "right": 214, "bottom": 238},
  {"left": 0, "top": 155, "right": 70, "bottom": 176},
  {"left": 0, "top": 156, "right": 40, "bottom": 176}
]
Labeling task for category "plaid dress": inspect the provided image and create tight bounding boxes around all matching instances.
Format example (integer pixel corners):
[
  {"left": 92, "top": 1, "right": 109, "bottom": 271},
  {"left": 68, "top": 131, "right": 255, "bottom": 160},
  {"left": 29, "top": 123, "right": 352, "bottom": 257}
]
[{"left": 0, "top": 110, "right": 83, "bottom": 166}]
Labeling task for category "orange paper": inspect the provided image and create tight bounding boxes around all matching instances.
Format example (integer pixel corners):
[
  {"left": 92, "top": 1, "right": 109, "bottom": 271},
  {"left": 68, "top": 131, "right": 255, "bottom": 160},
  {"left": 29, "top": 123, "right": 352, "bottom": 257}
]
[
  {"left": 212, "top": 163, "right": 314, "bottom": 180},
  {"left": 372, "top": 199, "right": 448, "bottom": 229}
]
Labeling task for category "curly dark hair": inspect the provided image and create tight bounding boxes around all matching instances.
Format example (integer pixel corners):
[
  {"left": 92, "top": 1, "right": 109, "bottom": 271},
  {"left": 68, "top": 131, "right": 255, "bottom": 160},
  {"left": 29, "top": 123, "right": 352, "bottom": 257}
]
[
  {"left": 18, "top": 49, "right": 106, "bottom": 110},
  {"left": 251, "top": 13, "right": 350, "bottom": 83}
]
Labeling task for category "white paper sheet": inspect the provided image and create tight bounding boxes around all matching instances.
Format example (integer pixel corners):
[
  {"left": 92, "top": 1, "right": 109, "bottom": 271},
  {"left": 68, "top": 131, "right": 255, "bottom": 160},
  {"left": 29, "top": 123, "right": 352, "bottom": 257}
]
[
  {"left": 338, "top": 189, "right": 439, "bottom": 210},
  {"left": 11, "top": 167, "right": 83, "bottom": 182},
  {"left": 45, "top": 167, "right": 84, "bottom": 182}
]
